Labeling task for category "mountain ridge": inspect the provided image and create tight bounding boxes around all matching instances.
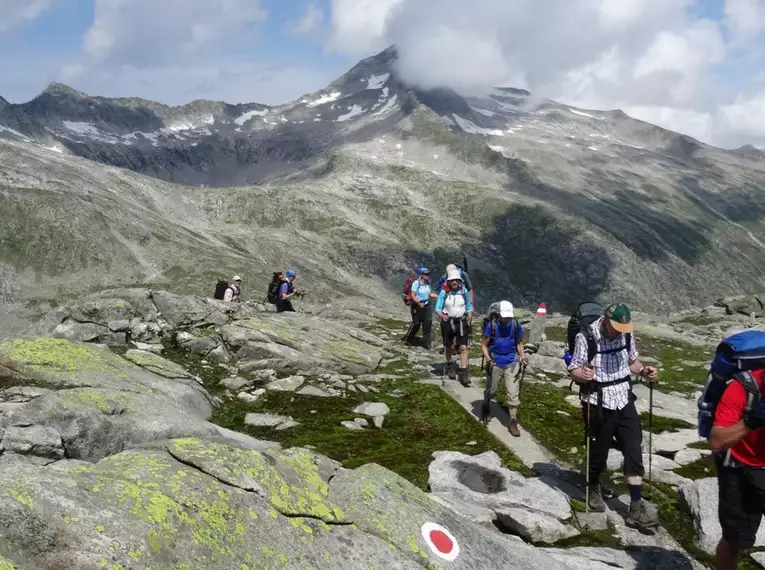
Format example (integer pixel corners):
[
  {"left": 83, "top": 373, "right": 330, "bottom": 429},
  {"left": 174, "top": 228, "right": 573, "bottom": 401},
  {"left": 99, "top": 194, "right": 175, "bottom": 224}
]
[{"left": 2, "top": 46, "right": 765, "bottom": 334}]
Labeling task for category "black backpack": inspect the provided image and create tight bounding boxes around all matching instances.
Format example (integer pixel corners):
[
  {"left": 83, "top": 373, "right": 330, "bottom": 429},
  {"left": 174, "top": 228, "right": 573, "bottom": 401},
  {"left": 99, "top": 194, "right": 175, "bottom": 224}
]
[
  {"left": 266, "top": 273, "right": 282, "bottom": 305},
  {"left": 567, "top": 301, "right": 606, "bottom": 360},
  {"left": 566, "top": 300, "right": 633, "bottom": 394},
  {"left": 213, "top": 280, "right": 229, "bottom": 300}
]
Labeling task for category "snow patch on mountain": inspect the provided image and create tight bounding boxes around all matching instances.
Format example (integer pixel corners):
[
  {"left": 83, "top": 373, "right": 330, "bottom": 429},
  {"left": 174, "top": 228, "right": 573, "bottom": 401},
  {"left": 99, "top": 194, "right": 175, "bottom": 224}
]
[
  {"left": 234, "top": 108, "right": 268, "bottom": 126},
  {"left": 63, "top": 121, "right": 100, "bottom": 136},
  {"left": 0, "top": 125, "right": 29, "bottom": 140},
  {"left": 569, "top": 108, "right": 602, "bottom": 120},
  {"left": 337, "top": 105, "right": 364, "bottom": 122},
  {"left": 366, "top": 73, "right": 390, "bottom": 90},
  {"left": 307, "top": 91, "right": 341, "bottom": 107},
  {"left": 452, "top": 114, "right": 504, "bottom": 137},
  {"left": 372, "top": 95, "right": 398, "bottom": 117}
]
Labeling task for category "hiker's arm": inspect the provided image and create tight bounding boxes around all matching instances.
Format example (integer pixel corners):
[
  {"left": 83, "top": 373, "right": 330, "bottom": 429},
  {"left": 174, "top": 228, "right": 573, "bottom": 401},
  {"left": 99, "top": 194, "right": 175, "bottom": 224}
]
[
  {"left": 568, "top": 335, "right": 593, "bottom": 383},
  {"left": 223, "top": 288, "right": 233, "bottom": 302},
  {"left": 435, "top": 290, "right": 445, "bottom": 313},
  {"left": 481, "top": 335, "right": 492, "bottom": 364},
  {"left": 629, "top": 360, "right": 658, "bottom": 380},
  {"left": 709, "top": 422, "right": 750, "bottom": 453},
  {"left": 516, "top": 323, "right": 526, "bottom": 362},
  {"left": 464, "top": 289, "right": 473, "bottom": 313}
]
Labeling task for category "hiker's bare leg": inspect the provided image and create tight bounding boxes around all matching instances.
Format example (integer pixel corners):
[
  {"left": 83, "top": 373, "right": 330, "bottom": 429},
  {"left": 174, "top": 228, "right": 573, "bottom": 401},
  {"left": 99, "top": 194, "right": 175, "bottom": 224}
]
[
  {"left": 715, "top": 538, "right": 740, "bottom": 570},
  {"left": 444, "top": 345, "right": 453, "bottom": 364},
  {"left": 459, "top": 344, "right": 468, "bottom": 370},
  {"left": 627, "top": 476, "right": 642, "bottom": 486}
]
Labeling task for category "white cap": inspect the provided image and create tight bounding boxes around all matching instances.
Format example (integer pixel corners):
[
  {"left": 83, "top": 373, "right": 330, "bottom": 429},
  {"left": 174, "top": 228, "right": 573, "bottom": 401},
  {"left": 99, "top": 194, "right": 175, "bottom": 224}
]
[
  {"left": 445, "top": 264, "right": 457, "bottom": 273},
  {"left": 499, "top": 301, "right": 514, "bottom": 318},
  {"left": 446, "top": 269, "right": 462, "bottom": 282},
  {"left": 232, "top": 275, "right": 242, "bottom": 281}
]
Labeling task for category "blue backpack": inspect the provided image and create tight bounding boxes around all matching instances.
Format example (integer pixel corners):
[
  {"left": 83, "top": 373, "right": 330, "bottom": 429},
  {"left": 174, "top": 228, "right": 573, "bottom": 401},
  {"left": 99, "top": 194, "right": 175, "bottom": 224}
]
[{"left": 697, "top": 330, "right": 765, "bottom": 439}]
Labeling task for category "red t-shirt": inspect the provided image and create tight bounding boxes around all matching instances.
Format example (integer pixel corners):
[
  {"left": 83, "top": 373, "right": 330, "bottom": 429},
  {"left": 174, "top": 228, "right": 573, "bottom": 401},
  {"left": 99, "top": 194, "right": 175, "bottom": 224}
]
[{"left": 713, "top": 369, "right": 765, "bottom": 467}]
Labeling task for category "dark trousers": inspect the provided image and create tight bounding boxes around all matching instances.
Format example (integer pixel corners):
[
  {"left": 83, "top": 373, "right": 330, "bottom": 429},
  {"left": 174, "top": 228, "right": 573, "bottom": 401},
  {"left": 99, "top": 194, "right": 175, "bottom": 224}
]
[
  {"left": 582, "top": 398, "right": 644, "bottom": 487},
  {"left": 277, "top": 300, "right": 294, "bottom": 313},
  {"left": 404, "top": 303, "right": 432, "bottom": 349}
]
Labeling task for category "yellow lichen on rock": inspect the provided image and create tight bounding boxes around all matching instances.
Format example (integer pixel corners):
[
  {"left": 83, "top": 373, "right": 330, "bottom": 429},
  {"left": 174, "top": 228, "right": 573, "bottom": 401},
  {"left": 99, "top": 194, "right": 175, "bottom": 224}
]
[
  {"left": 168, "top": 439, "right": 346, "bottom": 523},
  {"left": 0, "top": 338, "right": 120, "bottom": 374}
]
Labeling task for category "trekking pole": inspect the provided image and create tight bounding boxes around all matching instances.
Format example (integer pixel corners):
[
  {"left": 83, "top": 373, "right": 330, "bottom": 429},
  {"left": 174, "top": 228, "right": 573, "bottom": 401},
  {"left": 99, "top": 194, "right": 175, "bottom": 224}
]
[
  {"left": 648, "top": 381, "right": 654, "bottom": 485},
  {"left": 585, "top": 400, "right": 591, "bottom": 514}
]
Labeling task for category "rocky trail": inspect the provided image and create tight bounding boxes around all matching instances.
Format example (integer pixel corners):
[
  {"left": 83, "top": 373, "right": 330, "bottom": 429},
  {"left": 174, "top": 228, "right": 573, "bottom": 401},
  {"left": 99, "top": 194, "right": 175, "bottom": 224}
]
[{"left": 0, "top": 288, "right": 762, "bottom": 568}]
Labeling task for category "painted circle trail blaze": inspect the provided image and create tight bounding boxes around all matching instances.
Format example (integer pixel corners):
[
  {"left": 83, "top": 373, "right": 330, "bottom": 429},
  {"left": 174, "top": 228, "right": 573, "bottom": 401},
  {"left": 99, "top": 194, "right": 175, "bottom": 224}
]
[{"left": 421, "top": 522, "right": 460, "bottom": 561}]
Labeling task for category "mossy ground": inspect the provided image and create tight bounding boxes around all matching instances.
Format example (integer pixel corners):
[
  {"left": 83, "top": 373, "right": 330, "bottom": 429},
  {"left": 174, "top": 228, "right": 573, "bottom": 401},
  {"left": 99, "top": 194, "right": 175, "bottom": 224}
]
[{"left": 212, "top": 375, "right": 531, "bottom": 490}]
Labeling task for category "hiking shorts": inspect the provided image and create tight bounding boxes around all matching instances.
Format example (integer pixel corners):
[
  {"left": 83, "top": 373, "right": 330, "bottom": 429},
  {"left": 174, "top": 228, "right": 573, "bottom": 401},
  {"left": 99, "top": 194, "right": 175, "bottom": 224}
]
[
  {"left": 442, "top": 319, "right": 469, "bottom": 349},
  {"left": 717, "top": 461, "right": 765, "bottom": 548}
]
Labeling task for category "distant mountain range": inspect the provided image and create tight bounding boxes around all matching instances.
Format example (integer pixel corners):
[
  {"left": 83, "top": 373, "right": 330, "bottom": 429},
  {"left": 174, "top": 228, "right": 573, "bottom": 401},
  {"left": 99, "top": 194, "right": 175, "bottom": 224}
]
[{"left": 2, "top": 45, "right": 765, "bottom": 336}]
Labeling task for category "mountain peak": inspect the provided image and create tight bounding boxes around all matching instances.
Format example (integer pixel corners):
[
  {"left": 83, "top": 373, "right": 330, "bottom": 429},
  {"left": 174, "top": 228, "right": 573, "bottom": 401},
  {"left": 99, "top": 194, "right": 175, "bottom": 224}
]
[{"left": 42, "top": 82, "right": 88, "bottom": 98}]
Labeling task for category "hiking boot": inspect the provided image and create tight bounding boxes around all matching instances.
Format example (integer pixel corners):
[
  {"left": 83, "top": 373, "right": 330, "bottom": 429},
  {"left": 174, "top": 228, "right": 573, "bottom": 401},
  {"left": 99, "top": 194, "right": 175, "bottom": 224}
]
[
  {"left": 625, "top": 500, "right": 660, "bottom": 530},
  {"left": 480, "top": 402, "right": 491, "bottom": 424},
  {"left": 587, "top": 485, "right": 606, "bottom": 512},
  {"left": 447, "top": 362, "right": 457, "bottom": 380},
  {"left": 508, "top": 419, "right": 521, "bottom": 438},
  {"left": 457, "top": 368, "right": 471, "bottom": 387}
]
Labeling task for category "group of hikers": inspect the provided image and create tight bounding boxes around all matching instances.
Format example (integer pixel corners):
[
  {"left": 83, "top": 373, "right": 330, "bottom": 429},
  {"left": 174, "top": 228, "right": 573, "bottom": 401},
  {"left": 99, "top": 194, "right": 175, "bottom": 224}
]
[
  {"left": 213, "top": 270, "right": 305, "bottom": 312},
  {"left": 402, "top": 261, "right": 765, "bottom": 563}
]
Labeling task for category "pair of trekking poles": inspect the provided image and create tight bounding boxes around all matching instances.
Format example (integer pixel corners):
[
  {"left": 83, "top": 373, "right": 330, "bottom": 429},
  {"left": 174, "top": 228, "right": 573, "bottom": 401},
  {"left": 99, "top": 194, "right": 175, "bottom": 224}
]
[{"left": 583, "top": 375, "right": 654, "bottom": 514}]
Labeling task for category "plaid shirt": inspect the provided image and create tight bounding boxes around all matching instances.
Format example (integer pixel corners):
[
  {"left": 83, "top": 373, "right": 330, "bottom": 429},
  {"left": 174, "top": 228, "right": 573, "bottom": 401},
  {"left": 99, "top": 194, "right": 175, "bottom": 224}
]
[{"left": 568, "top": 316, "right": 638, "bottom": 410}]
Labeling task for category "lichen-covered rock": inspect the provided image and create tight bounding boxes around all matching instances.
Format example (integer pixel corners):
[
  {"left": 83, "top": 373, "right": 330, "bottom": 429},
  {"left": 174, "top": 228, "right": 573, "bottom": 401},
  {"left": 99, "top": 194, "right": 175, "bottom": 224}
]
[
  {"left": 0, "top": 338, "right": 218, "bottom": 461},
  {"left": 219, "top": 312, "right": 384, "bottom": 374},
  {"left": 328, "top": 462, "right": 576, "bottom": 569}
]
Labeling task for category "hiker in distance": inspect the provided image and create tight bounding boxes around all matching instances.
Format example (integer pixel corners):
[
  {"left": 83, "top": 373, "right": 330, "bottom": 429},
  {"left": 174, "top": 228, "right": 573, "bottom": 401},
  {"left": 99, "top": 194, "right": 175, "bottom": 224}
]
[
  {"left": 480, "top": 301, "right": 527, "bottom": 437},
  {"left": 403, "top": 267, "right": 438, "bottom": 350},
  {"left": 224, "top": 276, "right": 242, "bottom": 303},
  {"left": 277, "top": 269, "right": 304, "bottom": 313},
  {"left": 435, "top": 268, "right": 474, "bottom": 386},
  {"left": 568, "top": 303, "right": 660, "bottom": 530}
]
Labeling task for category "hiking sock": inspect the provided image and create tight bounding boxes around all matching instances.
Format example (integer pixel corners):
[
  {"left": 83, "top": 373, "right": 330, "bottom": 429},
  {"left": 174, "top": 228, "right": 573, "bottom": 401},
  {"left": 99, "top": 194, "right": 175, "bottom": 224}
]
[{"left": 628, "top": 484, "right": 642, "bottom": 503}]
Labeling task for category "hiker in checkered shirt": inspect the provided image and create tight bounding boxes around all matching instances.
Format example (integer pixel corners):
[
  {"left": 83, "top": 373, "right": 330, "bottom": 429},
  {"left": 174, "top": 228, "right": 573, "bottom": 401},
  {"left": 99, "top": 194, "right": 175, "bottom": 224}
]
[{"left": 568, "top": 303, "right": 660, "bottom": 530}]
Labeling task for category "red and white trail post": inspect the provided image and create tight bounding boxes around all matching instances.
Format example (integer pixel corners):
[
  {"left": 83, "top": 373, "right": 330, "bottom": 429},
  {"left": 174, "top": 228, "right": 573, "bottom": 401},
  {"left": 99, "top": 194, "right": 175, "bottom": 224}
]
[{"left": 536, "top": 302, "right": 547, "bottom": 317}]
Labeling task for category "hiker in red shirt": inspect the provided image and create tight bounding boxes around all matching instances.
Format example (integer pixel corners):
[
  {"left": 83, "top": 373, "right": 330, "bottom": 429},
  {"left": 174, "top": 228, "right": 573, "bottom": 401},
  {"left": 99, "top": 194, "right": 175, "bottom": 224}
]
[{"left": 709, "top": 368, "right": 765, "bottom": 570}]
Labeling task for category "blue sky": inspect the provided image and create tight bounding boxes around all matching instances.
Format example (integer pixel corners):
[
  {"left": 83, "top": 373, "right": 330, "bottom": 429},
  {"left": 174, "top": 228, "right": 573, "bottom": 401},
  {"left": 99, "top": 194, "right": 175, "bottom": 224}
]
[
  {"left": 1, "top": 0, "right": 765, "bottom": 149},
  {"left": 0, "top": 0, "right": 357, "bottom": 105}
]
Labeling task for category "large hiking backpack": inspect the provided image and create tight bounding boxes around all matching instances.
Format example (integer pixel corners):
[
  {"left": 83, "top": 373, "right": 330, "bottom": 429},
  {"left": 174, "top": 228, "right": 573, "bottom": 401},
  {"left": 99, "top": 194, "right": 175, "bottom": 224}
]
[
  {"left": 213, "top": 280, "right": 229, "bottom": 300},
  {"left": 266, "top": 273, "right": 282, "bottom": 305},
  {"left": 565, "top": 301, "right": 633, "bottom": 398},
  {"left": 436, "top": 268, "right": 468, "bottom": 292},
  {"left": 402, "top": 276, "right": 417, "bottom": 306},
  {"left": 697, "top": 330, "right": 765, "bottom": 440}
]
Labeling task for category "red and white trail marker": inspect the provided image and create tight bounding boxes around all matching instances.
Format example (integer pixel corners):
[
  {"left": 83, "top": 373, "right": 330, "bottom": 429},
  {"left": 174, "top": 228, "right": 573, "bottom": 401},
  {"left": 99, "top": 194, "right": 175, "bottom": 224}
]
[
  {"left": 536, "top": 302, "right": 547, "bottom": 317},
  {"left": 421, "top": 522, "right": 460, "bottom": 561}
]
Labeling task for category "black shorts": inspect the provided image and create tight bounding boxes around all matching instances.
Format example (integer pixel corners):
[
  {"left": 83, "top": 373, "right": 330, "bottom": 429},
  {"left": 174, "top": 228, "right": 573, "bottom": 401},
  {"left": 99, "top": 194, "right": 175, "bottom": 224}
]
[
  {"left": 441, "top": 319, "right": 469, "bottom": 348},
  {"left": 718, "top": 461, "right": 765, "bottom": 548}
]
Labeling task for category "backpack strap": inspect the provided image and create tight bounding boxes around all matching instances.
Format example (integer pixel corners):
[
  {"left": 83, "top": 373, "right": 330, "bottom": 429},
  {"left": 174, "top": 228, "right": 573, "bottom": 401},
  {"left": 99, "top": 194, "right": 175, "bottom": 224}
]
[{"left": 720, "top": 371, "right": 762, "bottom": 467}]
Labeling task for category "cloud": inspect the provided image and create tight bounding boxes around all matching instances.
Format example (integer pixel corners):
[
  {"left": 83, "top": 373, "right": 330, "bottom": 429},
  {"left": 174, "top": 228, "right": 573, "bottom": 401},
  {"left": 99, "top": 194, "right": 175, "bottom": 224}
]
[
  {"left": 55, "top": 58, "right": 345, "bottom": 106},
  {"left": 285, "top": 2, "right": 324, "bottom": 37},
  {"left": 0, "top": 0, "right": 57, "bottom": 32},
  {"left": 82, "top": 0, "right": 269, "bottom": 67},
  {"left": 326, "top": 0, "right": 765, "bottom": 148}
]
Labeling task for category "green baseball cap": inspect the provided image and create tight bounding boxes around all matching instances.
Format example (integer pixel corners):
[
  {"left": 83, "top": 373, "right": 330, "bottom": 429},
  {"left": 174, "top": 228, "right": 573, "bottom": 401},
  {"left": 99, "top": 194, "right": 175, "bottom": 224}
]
[{"left": 605, "top": 303, "right": 633, "bottom": 333}]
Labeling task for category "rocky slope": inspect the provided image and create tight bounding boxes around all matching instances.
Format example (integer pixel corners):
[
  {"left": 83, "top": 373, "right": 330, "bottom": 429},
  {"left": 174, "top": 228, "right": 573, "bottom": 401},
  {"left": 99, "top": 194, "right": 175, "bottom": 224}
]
[
  {"left": 0, "top": 288, "right": 727, "bottom": 569},
  {"left": 2, "top": 47, "right": 765, "bottom": 334}
]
